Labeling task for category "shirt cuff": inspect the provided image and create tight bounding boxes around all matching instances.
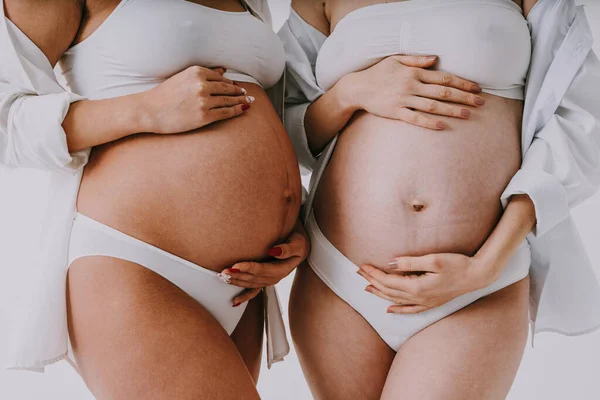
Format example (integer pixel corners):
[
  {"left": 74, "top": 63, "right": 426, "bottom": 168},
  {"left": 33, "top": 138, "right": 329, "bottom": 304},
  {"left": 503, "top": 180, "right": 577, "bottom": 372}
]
[
  {"left": 6, "top": 91, "right": 87, "bottom": 173},
  {"left": 500, "top": 168, "right": 570, "bottom": 237}
]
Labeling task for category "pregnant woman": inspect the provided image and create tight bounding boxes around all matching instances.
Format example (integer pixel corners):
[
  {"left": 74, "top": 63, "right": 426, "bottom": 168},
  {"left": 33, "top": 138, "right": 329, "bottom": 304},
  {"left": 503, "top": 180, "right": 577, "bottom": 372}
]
[
  {"left": 0, "top": 0, "right": 306, "bottom": 398},
  {"left": 280, "top": 0, "right": 600, "bottom": 398}
]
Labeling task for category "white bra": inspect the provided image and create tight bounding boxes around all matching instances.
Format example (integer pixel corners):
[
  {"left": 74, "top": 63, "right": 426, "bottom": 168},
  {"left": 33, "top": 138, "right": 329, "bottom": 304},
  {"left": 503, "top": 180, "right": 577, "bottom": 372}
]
[
  {"left": 316, "top": 0, "right": 532, "bottom": 100},
  {"left": 60, "top": 0, "right": 285, "bottom": 100}
]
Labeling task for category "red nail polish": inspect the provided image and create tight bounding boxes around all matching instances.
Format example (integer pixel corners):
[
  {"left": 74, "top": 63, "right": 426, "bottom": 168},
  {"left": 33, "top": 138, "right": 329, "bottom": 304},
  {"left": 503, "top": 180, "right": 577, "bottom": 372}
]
[
  {"left": 228, "top": 268, "right": 240, "bottom": 273},
  {"left": 242, "top": 104, "right": 251, "bottom": 111},
  {"left": 268, "top": 247, "right": 283, "bottom": 257},
  {"left": 233, "top": 302, "right": 241, "bottom": 307}
]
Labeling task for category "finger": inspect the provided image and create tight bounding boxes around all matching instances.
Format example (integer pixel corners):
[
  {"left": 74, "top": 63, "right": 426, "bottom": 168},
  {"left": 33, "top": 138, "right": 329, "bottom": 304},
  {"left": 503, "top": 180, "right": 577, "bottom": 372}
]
[
  {"left": 210, "top": 66, "right": 228, "bottom": 74},
  {"left": 208, "top": 104, "right": 250, "bottom": 122},
  {"left": 193, "top": 66, "right": 230, "bottom": 82},
  {"left": 405, "top": 96, "right": 472, "bottom": 119},
  {"left": 227, "top": 278, "right": 265, "bottom": 289},
  {"left": 417, "top": 69, "right": 482, "bottom": 93},
  {"left": 415, "top": 83, "right": 485, "bottom": 107},
  {"left": 269, "top": 235, "right": 308, "bottom": 261},
  {"left": 387, "top": 305, "right": 431, "bottom": 314},
  {"left": 391, "top": 55, "right": 438, "bottom": 69},
  {"left": 207, "top": 81, "right": 248, "bottom": 96},
  {"left": 357, "top": 269, "right": 415, "bottom": 301},
  {"left": 365, "top": 285, "right": 406, "bottom": 304},
  {"left": 223, "top": 270, "right": 276, "bottom": 286},
  {"left": 233, "top": 288, "right": 262, "bottom": 307},
  {"left": 231, "top": 258, "right": 298, "bottom": 279},
  {"left": 210, "top": 95, "right": 255, "bottom": 109},
  {"left": 396, "top": 108, "right": 447, "bottom": 131},
  {"left": 387, "top": 255, "right": 440, "bottom": 273}
]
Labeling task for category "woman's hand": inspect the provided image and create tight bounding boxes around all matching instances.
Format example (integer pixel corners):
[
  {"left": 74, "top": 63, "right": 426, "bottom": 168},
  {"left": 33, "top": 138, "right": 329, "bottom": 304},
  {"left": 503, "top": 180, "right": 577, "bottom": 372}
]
[
  {"left": 340, "top": 55, "right": 487, "bottom": 130},
  {"left": 139, "top": 66, "right": 254, "bottom": 134},
  {"left": 358, "top": 252, "right": 491, "bottom": 314},
  {"left": 218, "top": 220, "right": 311, "bottom": 306}
]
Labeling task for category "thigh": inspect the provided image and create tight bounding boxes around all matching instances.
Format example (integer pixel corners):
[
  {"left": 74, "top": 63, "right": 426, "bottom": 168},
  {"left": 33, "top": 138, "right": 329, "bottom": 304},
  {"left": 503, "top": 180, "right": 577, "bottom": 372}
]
[
  {"left": 67, "top": 256, "right": 260, "bottom": 400},
  {"left": 289, "top": 261, "right": 395, "bottom": 400},
  {"left": 382, "top": 276, "right": 530, "bottom": 400},
  {"left": 231, "top": 291, "right": 264, "bottom": 382}
]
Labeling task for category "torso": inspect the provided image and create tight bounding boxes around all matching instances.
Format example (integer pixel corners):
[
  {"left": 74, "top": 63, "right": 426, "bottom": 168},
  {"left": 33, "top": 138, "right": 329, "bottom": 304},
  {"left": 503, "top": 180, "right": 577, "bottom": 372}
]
[
  {"left": 71, "top": 0, "right": 302, "bottom": 271},
  {"left": 303, "top": 0, "right": 528, "bottom": 267}
]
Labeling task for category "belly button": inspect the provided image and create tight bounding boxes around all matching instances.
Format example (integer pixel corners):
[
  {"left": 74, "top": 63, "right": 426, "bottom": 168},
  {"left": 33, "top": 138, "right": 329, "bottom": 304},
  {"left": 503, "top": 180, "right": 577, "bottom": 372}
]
[
  {"left": 411, "top": 202, "right": 427, "bottom": 212},
  {"left": 283, "top": 189, "right": 295, "bottom": 203}
]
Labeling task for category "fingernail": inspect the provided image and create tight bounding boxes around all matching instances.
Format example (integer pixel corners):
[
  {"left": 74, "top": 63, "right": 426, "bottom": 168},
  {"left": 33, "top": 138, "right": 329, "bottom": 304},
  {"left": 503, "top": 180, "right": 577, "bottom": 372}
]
[
  {"left": 425, "top": 56, "right": 437, "bottom": 61},
  {"left": 436, "top": 121, "right": 446, "bottom": 130},
  {"left": 475, "top": 97, "right": 486, "bottom": 106},
  {"left": 387, "top": 260, "right": 397, "bottom": 266},
  {"left": 460, "top": 109, "right": 471, "bottom": 118},
  {"left": 268, "top": 247, "right": 283, "bottom": 257},
  {"left": 233, "top": 302, "right": 241, "bottom": 308},
  {"left": 217, "top": 272, "right": 232, "bottom": 284},
  {"left": 246, "top": 96, "right": 255, "bottom": 104},
  {"left": 241, "top": 88, "right": 248, "bottom": 94},
  {"left": 472, "top": 84, "right": 482, "bottom": 93},
  {"left": 233, "top": 82, "right": 240, "bottom": 86},
  {"left": 228, "top": 268, "right": 240, "bottom": 273},
  {"left": 242, "top": 104, "right": 251, "bottom": 111}
]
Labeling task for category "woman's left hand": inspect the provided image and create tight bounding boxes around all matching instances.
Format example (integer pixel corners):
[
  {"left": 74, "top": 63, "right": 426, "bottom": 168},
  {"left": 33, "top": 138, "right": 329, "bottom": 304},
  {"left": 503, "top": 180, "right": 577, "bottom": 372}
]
[
  {"left": 358, "top": 253, "right": 493, "bottom": 314},
  {"left": 219, "top": 220, "right": 310, "bottom": 307}
]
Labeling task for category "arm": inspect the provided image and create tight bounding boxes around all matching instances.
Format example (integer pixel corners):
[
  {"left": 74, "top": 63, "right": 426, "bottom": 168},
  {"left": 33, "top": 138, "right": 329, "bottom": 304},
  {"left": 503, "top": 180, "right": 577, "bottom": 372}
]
[
  {"left": 286, "top": 2, "right": 486, "bottom": 159},
  {"left": 1, "top": 0, "right": 249, "bottom": 170}
]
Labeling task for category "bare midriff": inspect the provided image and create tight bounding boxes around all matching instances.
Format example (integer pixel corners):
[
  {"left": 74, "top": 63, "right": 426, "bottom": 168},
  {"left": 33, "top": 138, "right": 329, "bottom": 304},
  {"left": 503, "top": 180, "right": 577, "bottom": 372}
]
[
  {"left": 313, "top": 93, "right": 523, "bottom": 268},
  {"left": 77, "top": 82, "right": 302, "bottom": 272}
]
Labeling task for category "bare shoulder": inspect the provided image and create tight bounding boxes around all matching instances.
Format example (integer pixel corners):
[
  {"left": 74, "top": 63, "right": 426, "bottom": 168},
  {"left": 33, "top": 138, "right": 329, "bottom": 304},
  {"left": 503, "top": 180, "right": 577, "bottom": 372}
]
[
  {"left": 291, "top": 0, "right": 329, "bottom": 35},
  {"left": 3, "top": 0, "right": 84, "bottom": 66}
]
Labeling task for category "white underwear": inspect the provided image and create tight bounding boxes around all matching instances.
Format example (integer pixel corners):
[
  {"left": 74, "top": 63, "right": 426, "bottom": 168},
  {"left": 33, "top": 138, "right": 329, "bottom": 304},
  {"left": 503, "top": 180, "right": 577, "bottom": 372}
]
[
  {"left": 305, "top": 211, "right": 531, "bottom": 350},
  {"left": 67, "top": 213, "right": 289, "bottom": 369}
]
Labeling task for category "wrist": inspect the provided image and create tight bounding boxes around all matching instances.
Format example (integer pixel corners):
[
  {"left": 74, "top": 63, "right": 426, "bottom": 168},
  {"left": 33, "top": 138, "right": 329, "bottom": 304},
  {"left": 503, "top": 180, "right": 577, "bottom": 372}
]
[
  {"left": 472, "top": 249, "right": 502, "bottom": 288},
  {"left": 133, "top": 91, "right": 157, "bottom": 133},
  {"left": 334, "top": 72, "right": 362, "bottom": 115}
]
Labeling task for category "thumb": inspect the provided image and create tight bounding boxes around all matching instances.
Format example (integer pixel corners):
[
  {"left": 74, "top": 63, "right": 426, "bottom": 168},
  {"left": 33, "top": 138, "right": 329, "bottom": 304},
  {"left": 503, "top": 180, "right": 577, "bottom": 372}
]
[{"left": 392, "top": 55, "right": 438, "bottom": 68}]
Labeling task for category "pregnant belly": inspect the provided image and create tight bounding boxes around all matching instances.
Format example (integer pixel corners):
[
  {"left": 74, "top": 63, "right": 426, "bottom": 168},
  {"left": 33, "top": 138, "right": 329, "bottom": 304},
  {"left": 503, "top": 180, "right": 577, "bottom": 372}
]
[
  {"left": 313, "top": 94, "right": 523, "bottom": 268},
  {"left": 77, "top": 83, "right": 302, "bottom": 271}
]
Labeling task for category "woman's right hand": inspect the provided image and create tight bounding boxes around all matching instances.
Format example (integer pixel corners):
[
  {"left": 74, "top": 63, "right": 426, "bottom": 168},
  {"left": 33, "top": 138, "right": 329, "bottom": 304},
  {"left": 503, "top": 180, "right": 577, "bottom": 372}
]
[
  {"left": 340, "top": 55, "right": 487, "bottom": 130},
  {"left": 139, "top": 66, "right": 253, "bottom": 134}
]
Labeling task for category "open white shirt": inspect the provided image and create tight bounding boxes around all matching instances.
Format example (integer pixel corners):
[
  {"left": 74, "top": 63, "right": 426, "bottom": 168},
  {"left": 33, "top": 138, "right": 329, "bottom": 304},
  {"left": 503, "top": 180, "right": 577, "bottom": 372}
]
[{"left": 278, "top": 0, "right": 600, "bottom": 342}]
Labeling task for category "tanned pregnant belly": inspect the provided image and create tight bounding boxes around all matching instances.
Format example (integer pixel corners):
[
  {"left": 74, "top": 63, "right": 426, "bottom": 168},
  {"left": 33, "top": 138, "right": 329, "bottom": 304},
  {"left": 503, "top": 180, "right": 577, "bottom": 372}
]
[
  {"left": 76, "top": 82, "right": 302, "bottom": 272},
  {"left": 313, "top": 93, "right": 523, "bottom": 268}
]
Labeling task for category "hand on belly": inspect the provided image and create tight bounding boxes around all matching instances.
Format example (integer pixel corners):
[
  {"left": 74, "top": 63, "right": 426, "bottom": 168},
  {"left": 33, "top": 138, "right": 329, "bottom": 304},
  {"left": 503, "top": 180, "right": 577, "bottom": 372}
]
[{"left": 357, "top": 252, "right": 488, "bottom": 314}]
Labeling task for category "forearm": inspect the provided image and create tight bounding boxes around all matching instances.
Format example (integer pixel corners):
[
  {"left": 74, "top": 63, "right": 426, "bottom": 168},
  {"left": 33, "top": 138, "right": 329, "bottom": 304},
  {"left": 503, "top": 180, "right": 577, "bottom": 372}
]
[
  {"left": 64, "top": 92, "right": 149, "bottom": 152},
  {"left": 474, "top": 194, "right": 537, "bottom": 283},
  {"left": 304, "top": 74, "right": 358, "bottom": 155}
]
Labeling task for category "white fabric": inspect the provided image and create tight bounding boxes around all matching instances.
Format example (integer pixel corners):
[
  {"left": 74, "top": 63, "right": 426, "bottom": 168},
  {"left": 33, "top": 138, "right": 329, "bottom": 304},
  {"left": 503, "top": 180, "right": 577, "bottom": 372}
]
[
  {"left": 0, "top": 0, "right": 290, "bottom": 372},
  {"left": 67, "top": 213, "right": 289, "bottom": 370},
  {"left": 278, "top": 0, "right": 600, "bottom": 340},
  {"left": 59, "top": 0, "right": 286, "bottom": 99},
  {"left": 317, "top": 0, "right": 530, "bottom": 99},
  {"left": 306, "top": 211, "right": 531, "bottom": 350}
]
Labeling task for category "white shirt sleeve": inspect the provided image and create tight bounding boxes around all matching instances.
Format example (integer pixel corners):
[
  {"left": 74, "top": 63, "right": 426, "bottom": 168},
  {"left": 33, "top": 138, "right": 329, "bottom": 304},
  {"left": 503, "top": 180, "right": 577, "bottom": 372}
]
[
  {"left": 0, "top": 85, "right": 87, "bottom": 173},
  {"left": 278, "top": 13, "right": 326, "bottom": 175},
  {"left": 0, "top": 15, "right": 88, "bottom": 174},
  {"left": 501, "top": 49, "right": 600, "bottom": 237}
]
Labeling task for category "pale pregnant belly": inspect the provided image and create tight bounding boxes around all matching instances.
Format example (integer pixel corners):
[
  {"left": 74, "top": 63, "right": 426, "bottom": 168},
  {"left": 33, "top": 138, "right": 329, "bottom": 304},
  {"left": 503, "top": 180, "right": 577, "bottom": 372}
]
[
  {"left": 313, "top": 94, "right": 523, "bottom": 268},
  {"left": 76, "top": 83, "right": 302, "bottom": 272}
]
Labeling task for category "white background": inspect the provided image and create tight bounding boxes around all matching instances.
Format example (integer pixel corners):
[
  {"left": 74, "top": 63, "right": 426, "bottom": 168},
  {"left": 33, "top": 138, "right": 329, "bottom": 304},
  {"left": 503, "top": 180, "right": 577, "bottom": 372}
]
[{"left": 1, "top": 1, "right": 599, "bottom": 399}]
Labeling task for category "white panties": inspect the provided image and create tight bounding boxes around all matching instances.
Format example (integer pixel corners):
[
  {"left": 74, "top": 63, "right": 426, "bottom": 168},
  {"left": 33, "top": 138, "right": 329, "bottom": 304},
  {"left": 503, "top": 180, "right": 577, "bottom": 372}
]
[
  {"left": 67, "top": 212, "right": 289, "bottom": 369},
  {"left": 306, "top": 211, "right": 531, "bottom": 350}
]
